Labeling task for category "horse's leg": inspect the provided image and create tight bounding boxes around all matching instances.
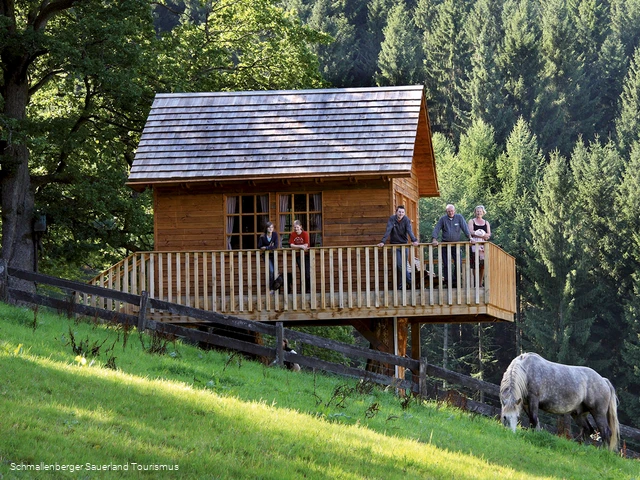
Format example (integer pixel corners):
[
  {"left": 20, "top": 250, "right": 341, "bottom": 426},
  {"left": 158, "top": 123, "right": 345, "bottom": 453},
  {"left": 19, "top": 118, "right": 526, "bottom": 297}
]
[
  {"left": 592, "top": 412, "right": 612, "bottom": 449},
  {"left": 572, "top": 413, "right": 593, "bottom": 443},
  {"left": 527, "top": 395, "right": 540, "bottom": 430}
]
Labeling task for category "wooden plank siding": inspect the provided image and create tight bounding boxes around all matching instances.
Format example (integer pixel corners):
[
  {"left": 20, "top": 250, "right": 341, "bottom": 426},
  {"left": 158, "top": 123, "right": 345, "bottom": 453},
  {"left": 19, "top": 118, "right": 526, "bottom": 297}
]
[
  {"left": 87, "top": 243, "right": 516, "bottom": 324},
  {"left": 153, "top": 183, "right": 393, "bottom": 250}
]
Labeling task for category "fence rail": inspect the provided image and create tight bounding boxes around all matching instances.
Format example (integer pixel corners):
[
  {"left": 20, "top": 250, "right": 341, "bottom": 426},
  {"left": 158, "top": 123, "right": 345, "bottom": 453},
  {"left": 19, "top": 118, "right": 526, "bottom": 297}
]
[{"left": 2, "top": 260, "right": 638, "bottom": 452}]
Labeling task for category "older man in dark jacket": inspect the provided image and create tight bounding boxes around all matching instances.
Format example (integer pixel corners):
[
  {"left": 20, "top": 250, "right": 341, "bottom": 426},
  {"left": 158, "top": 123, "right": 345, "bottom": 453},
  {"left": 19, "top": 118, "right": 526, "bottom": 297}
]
[{"left": 432, "top": 204, "right": 473, "bottom": 287}]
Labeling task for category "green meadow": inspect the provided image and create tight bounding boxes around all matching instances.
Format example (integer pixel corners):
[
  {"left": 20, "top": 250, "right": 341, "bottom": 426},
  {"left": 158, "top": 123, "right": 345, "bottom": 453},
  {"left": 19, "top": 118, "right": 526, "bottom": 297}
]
[{"left": 0, "top": 303, "right": 637, "bottom": 479}]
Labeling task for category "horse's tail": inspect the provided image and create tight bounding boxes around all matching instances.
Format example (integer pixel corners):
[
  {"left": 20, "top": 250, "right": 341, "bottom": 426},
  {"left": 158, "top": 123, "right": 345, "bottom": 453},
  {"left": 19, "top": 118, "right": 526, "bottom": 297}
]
[{"left": 605, "top": 378, "right": 620, "bottom": 451}]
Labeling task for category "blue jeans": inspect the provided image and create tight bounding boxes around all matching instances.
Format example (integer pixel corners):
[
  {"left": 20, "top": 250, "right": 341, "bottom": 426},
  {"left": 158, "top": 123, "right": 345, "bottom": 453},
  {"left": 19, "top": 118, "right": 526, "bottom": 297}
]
[{"left": 394, "top": 246, "right": 412, "bottom": 288}]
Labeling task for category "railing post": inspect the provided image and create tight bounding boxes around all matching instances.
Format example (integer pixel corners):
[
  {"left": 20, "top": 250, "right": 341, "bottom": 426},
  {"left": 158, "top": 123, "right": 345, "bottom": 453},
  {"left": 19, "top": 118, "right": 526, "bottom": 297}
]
[
  {"left": 275, "top": 321, "right": 284, "bottom": 367},
  {"left": 138, "top": 290, "right": 149, "bottom": 332},
  {"left": 0, "top": 259, "right": 7, "bottom": 303}
]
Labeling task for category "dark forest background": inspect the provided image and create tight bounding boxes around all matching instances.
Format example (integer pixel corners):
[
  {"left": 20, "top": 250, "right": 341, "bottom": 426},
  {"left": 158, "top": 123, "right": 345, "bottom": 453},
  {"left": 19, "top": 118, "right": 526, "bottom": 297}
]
[{"left": 2, "top": 0, "right": 640, "bottom": 427}]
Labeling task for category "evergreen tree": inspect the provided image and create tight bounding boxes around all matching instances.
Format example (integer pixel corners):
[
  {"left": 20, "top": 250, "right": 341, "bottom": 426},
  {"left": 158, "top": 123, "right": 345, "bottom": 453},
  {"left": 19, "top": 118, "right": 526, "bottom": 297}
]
[
  {"left": 422, "top": 0, "right": 472, "bottom": 141},
  {"left": 616, "top": 46, "right": 640, "bottom": 157},
  {"left": 497, "top": 0, "right": 541, "bottom": 134},
  {"left": 534, "top": 0, "right": 579, "bottom": 155},
  {"left": 609, "top": 0, "right": 640, "bottom": 61},
  {"left": 464, "top": 0, "right": 510, "bottom": 144},
  {"left": 306, "top": 0, "right": 358, "bottom": 86},
  {"left": 494, "top": 119, "right": 544, "bottom": 351},
  {"left": 524, "top": 152, "right": 597, "bottom": 364},
  {"left": 597, "top": 35, "right": 628, "bottom": 136},
  {"left": 359, "top": 0, "right": 396, "bottom": 86},
  {"left": 569, "top": 138, "right": 625, "bottom": 375},
  {"left": 567, "top": 0, "right": 607, "bottom": 142},
  {"left": 615, "top": 141, "right": 640, "bottom": 426},
  {"left": 375, "top": 0, "right": 424, "bottom": 86},
  {"left": 455, "top": 119, "right": 499, "bottom": 216}
]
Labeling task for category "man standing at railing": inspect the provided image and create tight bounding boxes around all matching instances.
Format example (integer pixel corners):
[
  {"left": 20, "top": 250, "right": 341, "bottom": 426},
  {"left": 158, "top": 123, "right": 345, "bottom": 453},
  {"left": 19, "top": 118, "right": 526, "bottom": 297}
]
[
  {"left": 431, "top": 204, "right": 473, "bottom": 287},
  {"left": 377, "top": 205, "right": 419, "bottom": 289}
]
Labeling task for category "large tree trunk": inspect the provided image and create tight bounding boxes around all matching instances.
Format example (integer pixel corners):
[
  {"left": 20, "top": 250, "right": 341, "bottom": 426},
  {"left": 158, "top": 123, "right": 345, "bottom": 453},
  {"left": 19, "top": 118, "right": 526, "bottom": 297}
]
[{"left": 1, "top": 49, "right": 36, "bottom": 289}]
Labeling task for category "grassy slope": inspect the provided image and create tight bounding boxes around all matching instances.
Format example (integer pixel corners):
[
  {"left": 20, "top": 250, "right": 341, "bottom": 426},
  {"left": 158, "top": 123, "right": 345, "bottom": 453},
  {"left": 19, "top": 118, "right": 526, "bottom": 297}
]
[{"left": 0, "top": 304, "right": 637, "bottom": 479}]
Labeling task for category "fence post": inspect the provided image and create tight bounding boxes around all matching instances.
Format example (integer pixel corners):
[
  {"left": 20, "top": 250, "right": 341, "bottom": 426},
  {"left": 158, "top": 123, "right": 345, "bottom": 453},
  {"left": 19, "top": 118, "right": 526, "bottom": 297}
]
[
  {"left": 0, "top": 259, "right": 7, "bottom": 303},
  {"left": 275, "top": 321, "right": 284, "bottom": 367},
  {"left": 138, "top": 291, "right": 149, "bottom": 332},
  {"left": 419, "top": 358, "right": 428, "bottom": 398}
]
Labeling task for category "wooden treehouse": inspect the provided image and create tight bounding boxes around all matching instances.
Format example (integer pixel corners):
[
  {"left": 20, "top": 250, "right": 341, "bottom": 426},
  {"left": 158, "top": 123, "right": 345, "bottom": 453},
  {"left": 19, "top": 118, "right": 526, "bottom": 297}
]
[{"left": 89, "top": 85, "right": 516, "bottom": 361}]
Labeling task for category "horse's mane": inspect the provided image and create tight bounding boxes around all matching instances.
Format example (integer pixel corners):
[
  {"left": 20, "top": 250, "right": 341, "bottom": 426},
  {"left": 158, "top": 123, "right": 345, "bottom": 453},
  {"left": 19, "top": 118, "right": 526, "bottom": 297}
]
[{"left": 500, "top": 355, "right": 528, "bottom": 407}]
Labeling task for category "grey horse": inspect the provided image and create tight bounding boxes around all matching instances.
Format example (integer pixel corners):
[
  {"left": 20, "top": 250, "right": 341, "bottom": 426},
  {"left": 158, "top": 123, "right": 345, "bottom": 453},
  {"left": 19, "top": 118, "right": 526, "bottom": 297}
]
[{"left": 500, "top": 352, "right": 620, "bottom": 451}]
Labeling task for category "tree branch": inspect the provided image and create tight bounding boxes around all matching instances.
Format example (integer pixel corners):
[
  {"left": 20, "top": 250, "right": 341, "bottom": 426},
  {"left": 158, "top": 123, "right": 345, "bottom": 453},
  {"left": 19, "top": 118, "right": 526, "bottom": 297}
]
[{"left": 33, "top": 0, "right": 85, "bottom": 31}]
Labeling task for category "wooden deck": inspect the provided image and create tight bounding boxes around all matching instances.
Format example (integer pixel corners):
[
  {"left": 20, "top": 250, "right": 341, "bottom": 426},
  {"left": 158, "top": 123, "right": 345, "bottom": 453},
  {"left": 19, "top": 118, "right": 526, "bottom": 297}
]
[{"left": 86, "top": 243, "right": 516, "bottom": 324}]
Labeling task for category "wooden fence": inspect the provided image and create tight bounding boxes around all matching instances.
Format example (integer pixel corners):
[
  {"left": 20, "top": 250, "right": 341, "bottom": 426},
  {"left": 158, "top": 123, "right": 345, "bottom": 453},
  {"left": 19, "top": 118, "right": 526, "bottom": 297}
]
[{"left": 2, "top": 260, "right": 639, "bottom": 453}]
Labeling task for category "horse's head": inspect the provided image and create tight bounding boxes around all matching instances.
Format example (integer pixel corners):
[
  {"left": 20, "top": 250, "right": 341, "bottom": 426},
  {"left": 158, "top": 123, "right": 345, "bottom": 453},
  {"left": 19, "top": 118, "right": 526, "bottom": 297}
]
[
  {"left": 500, "top": 355, "right": 529, "bottom": 433},
  {"left": 500, "top": 390, "right": 522, "bottom": 432}
]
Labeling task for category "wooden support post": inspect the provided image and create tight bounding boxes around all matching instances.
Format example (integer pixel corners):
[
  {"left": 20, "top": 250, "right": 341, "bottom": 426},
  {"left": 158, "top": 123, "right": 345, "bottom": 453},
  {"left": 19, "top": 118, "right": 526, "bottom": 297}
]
[
  {"left": 411, "top": 322, "right": 421, "bottom": 393},
  {"left": 419, "top": 358, "right": 428, "bottom": 398},
  {"left": 138, "top": 291, "right": 149, "bottom": 332},
  {"left": 275, "top": 321, "right": 284, "bottom": 367},
  {"left": 0, "top": 259, "right": 7, "bottom": 303}
]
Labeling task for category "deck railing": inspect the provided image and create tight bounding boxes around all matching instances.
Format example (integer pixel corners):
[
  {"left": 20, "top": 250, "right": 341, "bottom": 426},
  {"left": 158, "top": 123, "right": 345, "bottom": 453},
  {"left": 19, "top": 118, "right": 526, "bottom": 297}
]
[{"left": 86, "top": 242, "right": 516, "bottom": 322}]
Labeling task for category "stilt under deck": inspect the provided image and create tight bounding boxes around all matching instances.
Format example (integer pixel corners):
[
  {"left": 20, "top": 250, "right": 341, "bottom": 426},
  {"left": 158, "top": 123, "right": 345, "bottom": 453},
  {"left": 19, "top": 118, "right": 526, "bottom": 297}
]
[{"left": 86, "top": 242, "right": 516, "bottom": 325}]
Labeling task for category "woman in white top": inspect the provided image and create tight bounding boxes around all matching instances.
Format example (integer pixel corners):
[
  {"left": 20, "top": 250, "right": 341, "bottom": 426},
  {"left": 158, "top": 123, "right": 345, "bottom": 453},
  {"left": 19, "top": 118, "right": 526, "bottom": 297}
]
[{"left": 468, "top": 206, "right": 491, "bottom": 285}]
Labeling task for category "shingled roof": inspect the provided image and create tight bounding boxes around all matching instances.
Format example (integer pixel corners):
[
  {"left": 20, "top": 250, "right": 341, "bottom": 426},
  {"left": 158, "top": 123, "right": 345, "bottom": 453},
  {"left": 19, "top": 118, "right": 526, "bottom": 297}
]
[{"left": 127, "top": 85, "right": 438, "bottom": 195}]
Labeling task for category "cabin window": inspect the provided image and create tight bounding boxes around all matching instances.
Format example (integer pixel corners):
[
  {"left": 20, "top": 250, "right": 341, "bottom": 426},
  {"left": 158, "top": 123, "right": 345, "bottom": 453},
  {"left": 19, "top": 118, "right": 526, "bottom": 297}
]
[
  {"left": 225, "top": 194, "right": 270, "bottom": 250},
  {"left": 278, "top": 193, "right": 322, "bottom": 247}
]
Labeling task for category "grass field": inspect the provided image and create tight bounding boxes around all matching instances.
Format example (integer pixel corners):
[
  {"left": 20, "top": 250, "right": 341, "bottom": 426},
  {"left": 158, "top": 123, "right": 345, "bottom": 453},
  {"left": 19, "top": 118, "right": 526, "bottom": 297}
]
[{"left": 0, "top": 303, "right": 638, "bottom": 479}]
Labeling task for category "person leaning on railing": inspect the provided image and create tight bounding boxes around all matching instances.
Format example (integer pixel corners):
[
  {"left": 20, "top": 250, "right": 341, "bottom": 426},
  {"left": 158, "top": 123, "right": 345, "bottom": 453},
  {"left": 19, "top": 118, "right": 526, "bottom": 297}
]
[
  {"left": 431, "top": 204, "right": 474, "bottom": 287},
  {"left": 377, "top": 205, "right": 420, "bottom": 289},
  {"left": 289, "top": 220, "right": 311, "bottom": 293},
  {"left": 258, "top": 221, "right": 280, "bottom": 293}
]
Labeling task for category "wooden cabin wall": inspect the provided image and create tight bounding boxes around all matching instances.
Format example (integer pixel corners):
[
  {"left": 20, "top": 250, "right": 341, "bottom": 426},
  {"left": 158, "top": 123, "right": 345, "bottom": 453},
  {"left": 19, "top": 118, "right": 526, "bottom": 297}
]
[
  {"left": 154, "top": 188, "right": 225, "bottom": 250},
  {"left": 392, "top": 168, "right": 421, "bottom": 237},
  {"left": 152, "top": 180, "right": 407, "bottom": 251},
  {"left": 321, "top": 187, "right": 391, "bottom": 246}
]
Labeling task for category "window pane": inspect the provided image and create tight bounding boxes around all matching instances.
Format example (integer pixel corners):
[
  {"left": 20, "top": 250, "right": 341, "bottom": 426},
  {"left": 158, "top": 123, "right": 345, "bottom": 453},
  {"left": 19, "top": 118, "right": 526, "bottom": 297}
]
[
  {"left": 230, "top": 217, "right": 240, "bottom": 234},
  {"left": 258, "top": 215, "right": 269, "bottom": 233},
  {"left": 241, "top": 195, "right": 254, "bottom": 213},
  {"left": 312, "top": 233, "right": 322, "bottom": 247},
  {"left": 257, "top": 195, "right": 269, "bottom": 213},
  {"left": 310, "top": 193, "right": 321, "bottom": 211},
  {"left": 281, "top": 214, "right": 292, "bottom": 233},
  {"left": 241, "top": 215, "right": 254, "bottom": 233},
  {"left": 310, "top": 214, "right": 321, "bottom": 231},
  {"left": 229, "top": 235, "right": 240, "bottom": 250},
  {"left": 294, "top": 193, "right": 307, "bottom": 212},
  {"left": 227, "top": 196, "right": 239, "bottom": 214}
]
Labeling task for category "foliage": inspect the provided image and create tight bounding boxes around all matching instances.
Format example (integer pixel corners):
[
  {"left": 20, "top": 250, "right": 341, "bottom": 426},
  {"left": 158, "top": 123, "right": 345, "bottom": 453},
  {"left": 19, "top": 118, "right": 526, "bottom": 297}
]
[
  {"left": 1, "top": 0, "right": 327, "bottom": 278},
  {"left": 156, "top": 0, "right": 327, "bottom": 92}
]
